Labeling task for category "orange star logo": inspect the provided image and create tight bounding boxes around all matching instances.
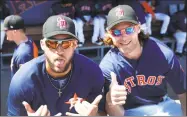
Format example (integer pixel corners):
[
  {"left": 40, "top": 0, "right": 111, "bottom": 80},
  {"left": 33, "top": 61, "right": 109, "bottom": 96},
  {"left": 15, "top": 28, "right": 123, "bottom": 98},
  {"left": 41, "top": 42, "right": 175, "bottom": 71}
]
[{"left": 65, "top": 93, "right": 84, "bottom": 110}]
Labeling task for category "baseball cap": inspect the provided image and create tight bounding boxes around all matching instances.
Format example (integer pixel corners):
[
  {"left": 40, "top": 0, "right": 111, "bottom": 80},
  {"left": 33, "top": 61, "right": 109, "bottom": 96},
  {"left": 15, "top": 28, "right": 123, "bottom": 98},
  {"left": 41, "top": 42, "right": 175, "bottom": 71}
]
[
  {"left": 3, "top": 15, "right": 25, "bottom": 30},
  {"left": 43, "top": 15, "right": 78, "bottom": 40},
  {"left": 106, "top": 5, "right": 139, "bottom": 30}
]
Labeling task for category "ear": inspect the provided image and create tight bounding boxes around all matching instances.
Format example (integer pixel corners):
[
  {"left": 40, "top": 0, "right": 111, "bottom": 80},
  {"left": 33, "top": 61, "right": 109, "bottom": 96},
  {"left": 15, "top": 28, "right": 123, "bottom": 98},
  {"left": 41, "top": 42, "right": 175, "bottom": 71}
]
[
  {"left": 72, "top": 40, "right": 78, "bottom": 49},
  {"left": 136, "top": 24, "right": 141, "bottom": 34},
  {"left": 40, "top": 39, "right": 45, "bottom": 51}
]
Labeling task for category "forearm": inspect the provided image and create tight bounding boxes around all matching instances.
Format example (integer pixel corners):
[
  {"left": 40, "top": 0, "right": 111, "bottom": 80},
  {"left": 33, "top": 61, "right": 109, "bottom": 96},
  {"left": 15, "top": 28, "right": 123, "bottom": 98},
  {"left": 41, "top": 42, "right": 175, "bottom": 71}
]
[
  {"left": 178, "top": 93, "right": 186, "bottom": 116},
  {"left": 105, "top": 92, "right": 124, "bottom": 116}
]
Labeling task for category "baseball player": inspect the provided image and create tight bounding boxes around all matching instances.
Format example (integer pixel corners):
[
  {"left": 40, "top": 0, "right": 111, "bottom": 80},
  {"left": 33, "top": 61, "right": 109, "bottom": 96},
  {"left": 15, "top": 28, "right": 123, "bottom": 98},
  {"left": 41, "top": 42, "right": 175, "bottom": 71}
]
[
  {"left": 75, "top": 0, "right": 102, "bottom": 46},
  {"left": 7, "top": 15, "right": 105, "bottom": 116},
  {"left": 50, "top": 0, "right": 77, "bottom": 37},
  {"left": 95, "top": 0, "right": 116, "bottom": 44},
  {"left": 141, "top": 0, "right": 170, "bottom": 37},
  {"left": 3, "top": 15, "right": 38, "bottom": 78},
  {"left": 99, "top": 5, "right": 186, "bottom": 116},
  {"left": 168, "top": 5, "right": 186, "bottom": 56}
]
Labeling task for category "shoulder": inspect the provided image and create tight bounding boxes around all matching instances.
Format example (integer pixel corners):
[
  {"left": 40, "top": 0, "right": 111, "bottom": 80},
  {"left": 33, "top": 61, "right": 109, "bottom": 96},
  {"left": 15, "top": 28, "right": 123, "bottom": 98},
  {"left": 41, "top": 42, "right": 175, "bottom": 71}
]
[
  {"left": 147, "top": 37, "right": 174, "bottom": 63},
  {"left": 16, "top": 40, "right": 33, "bottom": 56},
  {"left": 73, "top": 53, "right": 104, "bottom": 79},
  {"left": 9, "top": 55, "right": 45, "bottom": 98},
  {"left": 99, "top": 48, "right": 120, "bottom": 77},
  {"left": 8, "top": 56, "right": 46, "bottom": 116},
  {"left": 12, "top": 55, "right": 45, "bottom": 82},
  {"left": 100, "top": 48, "right": 119, "bottom": 66},
  {"left": 74, "top": 53, "right": 100, "bottom": 69}
]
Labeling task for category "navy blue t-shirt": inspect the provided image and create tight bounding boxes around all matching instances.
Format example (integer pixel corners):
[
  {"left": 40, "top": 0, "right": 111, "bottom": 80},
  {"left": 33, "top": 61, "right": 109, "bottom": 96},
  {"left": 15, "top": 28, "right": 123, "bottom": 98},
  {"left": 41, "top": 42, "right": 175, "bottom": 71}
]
[
  {"left": 8, "top": 53, "right": 104, "bottom": 116},
  {"left": 100, "top": 38, "right": 186, "bottom": 110},
  {"left": 10, "top": 37, "right": 38, "bottom": 78}
]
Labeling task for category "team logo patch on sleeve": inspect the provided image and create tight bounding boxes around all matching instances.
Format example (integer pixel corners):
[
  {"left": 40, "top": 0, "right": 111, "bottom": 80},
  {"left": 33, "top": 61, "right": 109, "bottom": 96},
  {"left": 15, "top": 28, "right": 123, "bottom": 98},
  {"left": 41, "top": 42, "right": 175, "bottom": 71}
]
[{"left": 57, "top": 16, "right": 67, "bottom": 29}]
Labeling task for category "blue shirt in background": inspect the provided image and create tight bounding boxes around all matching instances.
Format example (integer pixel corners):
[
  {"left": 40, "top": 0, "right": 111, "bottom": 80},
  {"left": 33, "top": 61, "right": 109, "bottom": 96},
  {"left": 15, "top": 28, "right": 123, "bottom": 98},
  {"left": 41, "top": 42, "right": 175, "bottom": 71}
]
[{"left": 10, "top": 36, "right": 38, "bottom": 78}]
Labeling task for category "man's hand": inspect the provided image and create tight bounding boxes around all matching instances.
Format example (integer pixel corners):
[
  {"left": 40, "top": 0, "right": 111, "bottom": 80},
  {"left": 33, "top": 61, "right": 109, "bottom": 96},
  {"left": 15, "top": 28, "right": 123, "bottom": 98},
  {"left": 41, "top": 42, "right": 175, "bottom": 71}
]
[
  {"left": 66, "top": 95, "right": 102, "bottom": 116},
  {"left": 107, "top": 72, "right": 127, "bottom": 106},
  {"left": 22, "top": 101, "right": 62, "bottom": 116}
]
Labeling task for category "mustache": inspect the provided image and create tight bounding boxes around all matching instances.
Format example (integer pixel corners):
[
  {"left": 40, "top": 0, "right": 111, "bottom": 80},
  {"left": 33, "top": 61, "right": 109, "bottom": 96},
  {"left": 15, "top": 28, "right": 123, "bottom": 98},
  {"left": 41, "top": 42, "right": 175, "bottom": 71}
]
[{"left": 54, "top": 56, "right": 65, "bottom": 61}]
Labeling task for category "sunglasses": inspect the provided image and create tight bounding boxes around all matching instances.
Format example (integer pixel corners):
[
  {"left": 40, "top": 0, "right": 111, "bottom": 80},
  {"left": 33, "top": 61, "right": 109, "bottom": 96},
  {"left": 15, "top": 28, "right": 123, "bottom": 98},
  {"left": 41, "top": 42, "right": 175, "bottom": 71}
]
[
  {"left": 45, "top": 37, "right": 75, "bottom": 49},
  {"left": 110, "top": 26, "right": 135, "bottom": 37}
]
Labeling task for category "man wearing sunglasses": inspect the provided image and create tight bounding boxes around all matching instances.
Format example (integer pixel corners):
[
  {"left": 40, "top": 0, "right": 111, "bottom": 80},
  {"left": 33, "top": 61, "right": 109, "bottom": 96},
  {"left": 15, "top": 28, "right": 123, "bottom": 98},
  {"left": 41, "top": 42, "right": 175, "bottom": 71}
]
[
  {"left": 7, "top": 15, "right": 105, "bottom": 116},
  {"left": 99, "top": 5, "right": 186, "bottom": 116}
]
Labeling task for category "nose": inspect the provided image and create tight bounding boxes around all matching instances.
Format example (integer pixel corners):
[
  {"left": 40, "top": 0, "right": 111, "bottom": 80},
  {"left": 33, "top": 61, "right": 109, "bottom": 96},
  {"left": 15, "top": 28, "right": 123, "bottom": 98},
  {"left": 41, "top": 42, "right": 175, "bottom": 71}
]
[
  {"left": 55, "top": 44, "right": 64, "bottom": 55},
  {"left": 121, "top": 30, "right": 128, "bottom": 37},
  {"left": 120, "top": 33, "right": 128, "bottom": 40}
]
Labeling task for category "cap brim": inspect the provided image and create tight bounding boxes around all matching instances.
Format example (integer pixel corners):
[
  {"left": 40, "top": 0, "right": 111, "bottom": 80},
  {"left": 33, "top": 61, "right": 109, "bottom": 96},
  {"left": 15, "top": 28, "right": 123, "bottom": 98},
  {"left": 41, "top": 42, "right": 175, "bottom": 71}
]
[
  {"left": 106, "top": 19, "right": 139, "bottom": 30},
  {"left": 44, "top": 31, "right": 78, "bottom": 40}
]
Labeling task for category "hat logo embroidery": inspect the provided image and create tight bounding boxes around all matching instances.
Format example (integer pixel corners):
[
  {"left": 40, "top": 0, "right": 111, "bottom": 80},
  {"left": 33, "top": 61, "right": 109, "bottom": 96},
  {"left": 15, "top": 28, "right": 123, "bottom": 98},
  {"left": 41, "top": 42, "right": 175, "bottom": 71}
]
[
  {"left": 115, "top": 7, "right": 124, "bottom": 18},
  {"left": 57, "top": 17, "right": 67, "bottom": 29}
]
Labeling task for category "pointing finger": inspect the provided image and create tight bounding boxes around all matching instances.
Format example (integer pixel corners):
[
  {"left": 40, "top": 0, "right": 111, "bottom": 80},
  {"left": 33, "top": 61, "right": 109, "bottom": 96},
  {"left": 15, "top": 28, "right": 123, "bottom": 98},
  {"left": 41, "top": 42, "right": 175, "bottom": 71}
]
[
  {"left": 91, "top": 95, "right": 102, "bottom": 106},
  {"left": 22, "top": 101, "right": 35, "bottom": 113}
]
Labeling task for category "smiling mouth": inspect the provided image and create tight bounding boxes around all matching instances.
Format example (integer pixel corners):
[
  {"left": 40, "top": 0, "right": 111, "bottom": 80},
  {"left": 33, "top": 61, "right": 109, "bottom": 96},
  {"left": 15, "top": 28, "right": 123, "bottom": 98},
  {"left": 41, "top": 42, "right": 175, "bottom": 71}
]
[{"left": 121, "top": 41, "right": 131, "bottom": 45}]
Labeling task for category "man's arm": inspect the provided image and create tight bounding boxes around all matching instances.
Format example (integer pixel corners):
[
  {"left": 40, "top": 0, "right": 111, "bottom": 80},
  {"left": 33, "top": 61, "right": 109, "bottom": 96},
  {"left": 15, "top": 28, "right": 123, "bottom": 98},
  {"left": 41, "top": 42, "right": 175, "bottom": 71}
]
[{"left": 178, "top": 93, "right": 186, "bottom": 116}]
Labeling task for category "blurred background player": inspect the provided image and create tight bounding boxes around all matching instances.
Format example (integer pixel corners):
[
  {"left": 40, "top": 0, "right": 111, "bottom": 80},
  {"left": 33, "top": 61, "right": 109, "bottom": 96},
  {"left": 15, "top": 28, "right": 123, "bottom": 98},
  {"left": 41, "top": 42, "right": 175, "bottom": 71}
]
[
  {"left": 142, "top": 0, "right": 170, "bottom": 37},
  {"left": 75, "top": 0, "right": 101, "bottom": 46},
  {"left": 168, "top": 4, "right": 186, "bottom": 57},
  {"left": 94, "top": 0, "right": 116, "bottom": 43},
  {"left": 3, "top": 15, "right": 38, "bottom": 78}
]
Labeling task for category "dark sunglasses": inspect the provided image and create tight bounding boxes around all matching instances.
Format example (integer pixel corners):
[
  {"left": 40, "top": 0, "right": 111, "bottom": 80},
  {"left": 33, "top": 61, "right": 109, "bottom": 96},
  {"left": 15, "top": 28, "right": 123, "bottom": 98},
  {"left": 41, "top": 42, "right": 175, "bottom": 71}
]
[
  {"left": 45, "top": 37, "right": 75, "bottom": 49},
  {"left": 110, "top": 26, "right": 135, "bottom": 37}
]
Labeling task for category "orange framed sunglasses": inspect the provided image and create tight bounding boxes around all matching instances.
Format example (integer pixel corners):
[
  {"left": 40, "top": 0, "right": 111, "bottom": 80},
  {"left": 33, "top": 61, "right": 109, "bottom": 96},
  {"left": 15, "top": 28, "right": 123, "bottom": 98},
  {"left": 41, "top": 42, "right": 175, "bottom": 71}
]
[{"left": 45, "top": 37, "right": 75, "bottom": 49}]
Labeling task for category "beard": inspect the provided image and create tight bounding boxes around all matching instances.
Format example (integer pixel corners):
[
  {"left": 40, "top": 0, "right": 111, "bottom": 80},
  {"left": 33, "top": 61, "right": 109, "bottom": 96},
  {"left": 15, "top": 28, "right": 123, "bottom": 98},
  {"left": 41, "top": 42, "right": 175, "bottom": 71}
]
[{"left": 46, "top": 55, "right": 73, "bottom": 73}]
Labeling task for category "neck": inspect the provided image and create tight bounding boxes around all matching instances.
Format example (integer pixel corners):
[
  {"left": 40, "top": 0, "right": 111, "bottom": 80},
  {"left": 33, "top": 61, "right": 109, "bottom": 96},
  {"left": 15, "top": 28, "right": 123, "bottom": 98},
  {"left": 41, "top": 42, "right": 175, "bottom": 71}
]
[
  {"left": 46, "top": 61, "right": 72, "bottom": 78},
  {"left": 14, "top": 33, "right": 28, "bottom": 45},
  {"left": 123, "top": 43, "right": 143, "bottom": 60}
]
